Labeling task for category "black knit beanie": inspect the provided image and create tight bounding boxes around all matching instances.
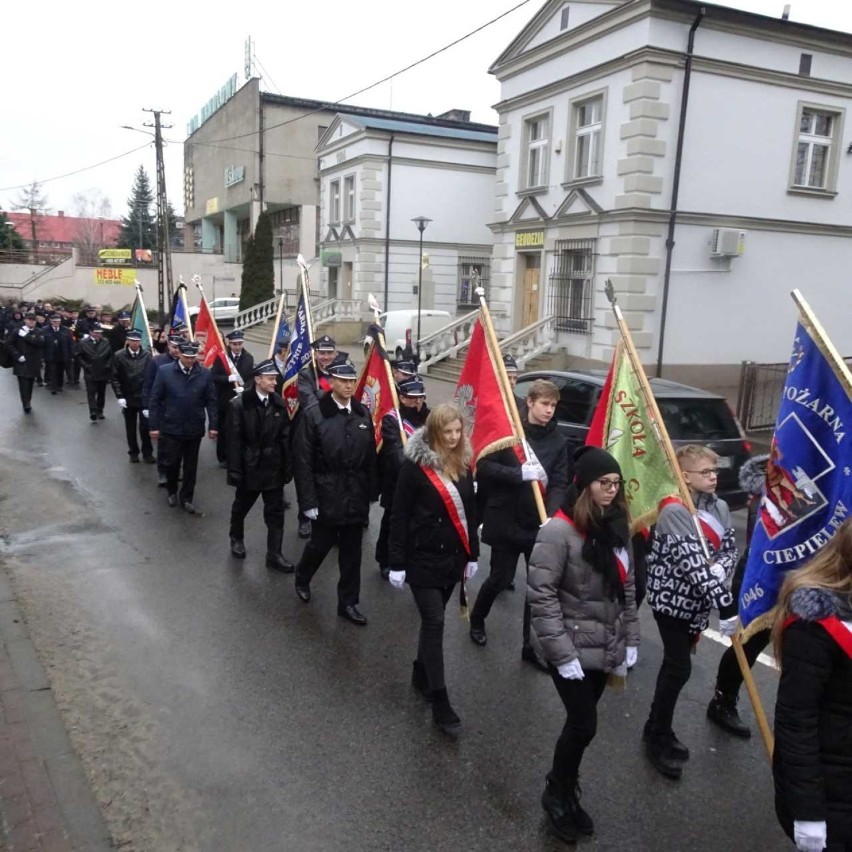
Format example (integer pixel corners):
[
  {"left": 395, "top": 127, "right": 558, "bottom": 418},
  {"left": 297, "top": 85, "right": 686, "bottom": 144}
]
[{"left": 573, "top": 446, "right": 622, "bottom": 491}]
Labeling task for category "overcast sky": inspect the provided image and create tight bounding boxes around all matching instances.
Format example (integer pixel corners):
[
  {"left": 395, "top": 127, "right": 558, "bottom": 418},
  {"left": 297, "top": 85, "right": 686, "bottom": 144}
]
[{"left": 3, "top": 0, "right": 851, "bottom": 223}]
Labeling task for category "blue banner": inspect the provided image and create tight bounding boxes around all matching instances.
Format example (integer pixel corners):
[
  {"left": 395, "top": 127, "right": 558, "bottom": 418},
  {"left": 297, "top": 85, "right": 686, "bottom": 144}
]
[
  {"left": 170, "top": 288, "right": 188, "bottom": 330},
  {"left": 739, "top": 321, "right": 851, "bottom": 632},
  {"left": 281, "top": 292, "right": 312, "bottom": 418}
]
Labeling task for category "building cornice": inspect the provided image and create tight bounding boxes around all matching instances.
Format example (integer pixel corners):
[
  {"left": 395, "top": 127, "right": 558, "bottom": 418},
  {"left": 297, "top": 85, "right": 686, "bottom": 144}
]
[{"left": 319, "top": 153, "right": 496, "bottom": 177}]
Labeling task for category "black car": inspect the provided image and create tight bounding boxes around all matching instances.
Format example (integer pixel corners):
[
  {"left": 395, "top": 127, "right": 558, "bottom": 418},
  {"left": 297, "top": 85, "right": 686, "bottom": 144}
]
[{"left": 514, "top": 370, "right": 752, "bottom": 509}]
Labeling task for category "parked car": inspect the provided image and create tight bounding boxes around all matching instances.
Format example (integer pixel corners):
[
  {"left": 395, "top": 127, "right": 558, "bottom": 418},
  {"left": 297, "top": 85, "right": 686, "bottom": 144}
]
[
  {"left": 514, "top": 369, "right": 752, "bottom": 509},
  {"left": 188, "top": 297, "right": 241, "bottom": 325},
  {"left": 362, "top": 309, "right": 452, "bottom": 359}
]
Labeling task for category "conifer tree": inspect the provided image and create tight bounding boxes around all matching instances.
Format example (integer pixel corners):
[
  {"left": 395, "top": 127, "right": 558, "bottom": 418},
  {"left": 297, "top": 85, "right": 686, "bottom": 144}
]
[{"left": 117, "top": 165, "right": 157, "bottom": 249}]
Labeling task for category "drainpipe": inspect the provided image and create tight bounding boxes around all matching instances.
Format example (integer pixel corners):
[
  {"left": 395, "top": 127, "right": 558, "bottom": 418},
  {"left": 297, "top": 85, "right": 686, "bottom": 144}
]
[
  {"left": 383, "top": 133, "right": 395, "bottom": 312},
  {"left": 656, "top": 7, "right": 704, "bottom": 378}
]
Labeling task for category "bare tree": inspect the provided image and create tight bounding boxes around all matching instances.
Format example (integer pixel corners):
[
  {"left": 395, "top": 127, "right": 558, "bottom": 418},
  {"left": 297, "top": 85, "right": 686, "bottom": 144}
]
[
  {"left": 12, "top": 181, "right": 51, "bottom": 253},
  {"left": 72, "top": 190, "right": 113, "bottom": 265}
]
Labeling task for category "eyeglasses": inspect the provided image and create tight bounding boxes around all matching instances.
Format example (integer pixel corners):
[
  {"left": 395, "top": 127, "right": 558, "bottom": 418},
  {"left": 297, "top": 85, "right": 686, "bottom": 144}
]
[
  {"left": 594, "top": 478, "right": 624, "bottom": 491},
  {"left": 685, "top": 468, "right": 719, "bottom": 477}
]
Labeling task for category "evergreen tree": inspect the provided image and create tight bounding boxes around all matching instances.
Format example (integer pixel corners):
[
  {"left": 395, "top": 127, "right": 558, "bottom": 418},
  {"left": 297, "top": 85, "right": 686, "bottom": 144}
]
[
  {"left": 239, "top": 234, "right": 257, "bottom": 311},
  {"left": 238, "top": 212, "right": 275, "bottom": 309},
  {"left": 0, "top": 209, "right": 26, "bottom": 253},
  {"left": 117, "top": 165, "right": 157, "bottom": 249}
]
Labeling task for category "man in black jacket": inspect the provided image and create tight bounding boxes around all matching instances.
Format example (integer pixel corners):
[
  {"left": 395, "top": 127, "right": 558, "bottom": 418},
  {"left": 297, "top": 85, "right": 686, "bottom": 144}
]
[
  {"left": 6, "top": 311, "right": 45, "bottom": 413},
  {"left": 111, "top": 329, "right": 154, "bottom": 463},
  {"left": 78, "top": 324, "right": 114, "bottom": 422},
  {"left": 469, "top": 378, "right": 569, "bottom": 671},
  {"left": 292, "top": 362, "right": 378, "bottom": 625},
  {"left": 211, "top": 328, "right": 254, "bottom": 467},
  {"left": 226, "top": 359, "right": 294, "bottom": 571},
  {"left": 142, "top": 333, "right": 182, "bottom": 485},
  {"left": 42, "top": 313, "right": 72, "bottom": 394}
]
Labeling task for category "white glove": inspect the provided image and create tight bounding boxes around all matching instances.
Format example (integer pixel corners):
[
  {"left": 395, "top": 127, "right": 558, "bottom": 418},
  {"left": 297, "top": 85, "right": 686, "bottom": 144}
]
[
  {"left": 228, "top": 372, "right": 242, "bottom": 383},
  {"left": 521, "top": 461, "right": 544, "bottom": 482},
  {"left": 709, "top": 562, "right": 726, "bottom": 582},
  {"left": 17, "top": 355, "right": 25, "bottom": 362},
  {"left": 626, "top": 646, "right": 638, "bottom": 668},
  {"left": 233, "top": 385, "right": 245, "bottom": 394},
  {"left": 142, "top": 410, "right": 149, "bottom": 418},
  {"left": 557, "top": 659, "right": 584, "bottom": 680},
  {"left": 388, "top": 570, "right": 406, "bottom": 589},
  {"left": 464, "top": 561, "right": 479, "bottom": 580},
  {"left": 17, "top": 327, "right": 29, "bottom": 337},
  {"left": 117, "top": 398, "right": 127, "bottom": 410},
  {"left": 304, "top": 508, "right": 318, "bottom": 521},
  {"left": 718, "top": 616, "right": 739, "bottom": 638},
  {"left": 794, "top": 820, "right": 827, "bottom": 852}
]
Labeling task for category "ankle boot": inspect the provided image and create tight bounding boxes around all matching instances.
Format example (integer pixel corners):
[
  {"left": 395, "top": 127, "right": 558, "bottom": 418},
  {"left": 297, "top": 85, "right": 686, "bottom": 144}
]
[
  {"left": 541, "top": 777, "right": 578, "bottom": 844},
  {"left": 644, "top": 733, "right": 683, "bottom": 780},
  {"left": 707, "top": 689, "right": 751, "bottom": 738},
  {"left": 564, "top": 779, "right": 594, "bottom": 835},
  {"left": 265, "top": 527, "right": 294, "bottom": 572},
  {"left": 411, "top": 660, "right": 433, "bottom": 702},
  {"left": 431, "top": 688, "right": 461, "bottom": 734},
  {"left": 642, "top": 721, "right": 689, "bottom": 761}
]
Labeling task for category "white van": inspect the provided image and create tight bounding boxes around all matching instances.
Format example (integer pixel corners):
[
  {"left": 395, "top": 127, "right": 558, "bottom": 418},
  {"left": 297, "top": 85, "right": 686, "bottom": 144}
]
[{"left": 363, "top": 309, "right": 452, "bottom": 359}]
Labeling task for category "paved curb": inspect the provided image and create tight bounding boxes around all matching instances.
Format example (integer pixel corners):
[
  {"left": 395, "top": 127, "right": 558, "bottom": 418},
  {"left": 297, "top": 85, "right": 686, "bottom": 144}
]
[{"left": 0, "top": 565, "right": 113, "bottom": 851}]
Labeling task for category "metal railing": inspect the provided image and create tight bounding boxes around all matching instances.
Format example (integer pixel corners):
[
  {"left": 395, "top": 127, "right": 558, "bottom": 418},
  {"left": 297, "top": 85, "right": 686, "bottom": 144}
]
[
  {"left": 499, "top": 314, "right": 557, "bottom": 368},
  {"left": 417, "top": 309, "right": 480, "bottom": 373},
  {"left": 234, "top": 296, "right": 279, "bottom": 330}
]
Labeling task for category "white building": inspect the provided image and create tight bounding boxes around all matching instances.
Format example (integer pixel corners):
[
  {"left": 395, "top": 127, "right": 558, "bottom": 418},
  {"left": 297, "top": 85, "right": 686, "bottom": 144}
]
[
  {"left": 317, "top": 111, "right": 497, "bottom": 316},
  {"left": 490, "top": 0, "right": 852, "bottom": 386}
]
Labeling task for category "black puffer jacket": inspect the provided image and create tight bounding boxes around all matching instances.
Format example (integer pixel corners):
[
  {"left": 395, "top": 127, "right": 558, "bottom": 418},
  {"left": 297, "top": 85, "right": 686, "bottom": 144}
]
[
  {"left": 6, "top": 325, "right": 44, "bottom": 378},
  {"left": 478, "top": 417, "right": 569, "bottom": 548},
  {"left": 110, "top": 348, "right": 151, "bottom": 408},
  {"left": 293, "top": 391, "right": 377, "bottom": 526},
  {"left": 78, "top": 337, "right": 113, "bottom": 381},
  {"left": 774, "top": 587, "right": 852, "bottom": 846},
  {"left": 378, "top": 404, "right": 429, "bottom": 509},
  {"left": 388, "top": 428, "right": 479, "bottom": 587},
  {"left": 226, "top": 390, "right": 292, "bottom": 491}
]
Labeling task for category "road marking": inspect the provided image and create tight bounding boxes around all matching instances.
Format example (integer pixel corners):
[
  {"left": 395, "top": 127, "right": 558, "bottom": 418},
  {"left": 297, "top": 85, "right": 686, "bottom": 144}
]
[{"left": 702, "top": 628, "right": 778, "bottom": 670}]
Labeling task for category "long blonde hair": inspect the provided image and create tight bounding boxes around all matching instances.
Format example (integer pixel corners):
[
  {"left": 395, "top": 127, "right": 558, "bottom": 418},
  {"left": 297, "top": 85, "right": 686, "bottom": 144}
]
[
  {"left": 425, "top": 403, "right": 467, "bottom": 482},
  {"left": 771, "top": 517, "right": 852, "bottom": 662}
]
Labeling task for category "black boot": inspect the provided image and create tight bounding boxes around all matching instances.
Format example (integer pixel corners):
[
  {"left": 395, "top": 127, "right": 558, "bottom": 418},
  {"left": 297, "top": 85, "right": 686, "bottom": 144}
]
[
  {"left": 230, "top": 537, "right": 246, "bottom": 558},
  {"left": 431, "top": 688, "right": 461, "bottom": 734},
  {"left": 564, "top": 779, "right": 594, "bottom": 836},
  {"left": 643, "top": 731, "right": 683, "bottom": 780},
  {"left": 707, "top": 689, "right": 752, "bottom": 738},
  {"left": 541, "top": 777, "right": 578, "bottom": 845},
  {"left": 411, "top": 660, "right": 433, "bottom": 702},
  {"left": 469, "top": 616, "right": 487, "bottom": 646},
  {"left": 265, "top": 527, "right": 294, "bottom": 572},
  {"left": 643, "top": 720, "right": 690, "bottom": 761}
]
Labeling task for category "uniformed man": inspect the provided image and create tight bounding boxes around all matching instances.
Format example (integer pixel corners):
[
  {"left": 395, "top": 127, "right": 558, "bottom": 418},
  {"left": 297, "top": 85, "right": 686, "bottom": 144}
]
[
  {"left": 111, "top": 329, "right": 154, "bottom": 463},
  {"left": 292, "top": 362, "right": 378, "bottom": 625},
  {"left": 143, "top": 332, "right": 183, "bottom": 486},
  {"left": 272, "top": 331, "right": 291, "bottom": 391},
  {"left": 503, "top": 353, "right": 519, "bottom": 389},
  {"left": 210, "top": 328, "right": 254, "bottom": 467},
  {"left": 78, "top": 323, "right": 114, "bottom": 422},
  {"left": 391, "top": 359, "right": 418, "bottom": 385},
  {"left": 42, "top": 313, "right": 72, "bottom": 394},
  {"left": 106, "top": 310, "right": 132, "bottom": 353},
  {"left": 6, "top": 310, "right": 45, "bottom": 413},
  {"left": 226, "top": 359, "right": 294, "bottom": 571},
  {"left": 148, "top": 339, "right": 218, "bottom": 514}
]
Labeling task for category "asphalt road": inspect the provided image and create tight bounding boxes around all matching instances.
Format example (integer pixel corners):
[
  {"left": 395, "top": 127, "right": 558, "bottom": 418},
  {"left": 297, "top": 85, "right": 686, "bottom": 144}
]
[{"left": 0, "top": 367, "right": 789, "bottom": 852}]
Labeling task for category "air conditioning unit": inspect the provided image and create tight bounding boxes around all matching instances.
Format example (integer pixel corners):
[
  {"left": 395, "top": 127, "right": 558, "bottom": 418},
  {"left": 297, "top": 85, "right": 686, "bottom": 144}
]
[{"left": 711, "top": 228, "right": 746, "bottom": 257}]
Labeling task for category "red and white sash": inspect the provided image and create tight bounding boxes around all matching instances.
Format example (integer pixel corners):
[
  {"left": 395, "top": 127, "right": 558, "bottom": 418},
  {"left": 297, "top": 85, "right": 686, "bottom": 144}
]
[
  {"left": 420, "top": 466, "right": 471, "bottom": 557},
  {"left": 658, "top": 495, "right": 724, "bottom": 553},
  {"left": 554, "top": 510, "right": 629, "bottom": 584},
  {"left": 784, "top": 614, "right": 852, "bottom": 660},
  {"left": 400, "top": 415, "right": 417, "bottom": 437}
]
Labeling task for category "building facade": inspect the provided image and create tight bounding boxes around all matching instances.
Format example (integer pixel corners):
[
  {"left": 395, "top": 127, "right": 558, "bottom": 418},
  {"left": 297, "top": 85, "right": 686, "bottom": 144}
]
[{"left": 489, "top": 0, "right": 852, "bottom": 381}]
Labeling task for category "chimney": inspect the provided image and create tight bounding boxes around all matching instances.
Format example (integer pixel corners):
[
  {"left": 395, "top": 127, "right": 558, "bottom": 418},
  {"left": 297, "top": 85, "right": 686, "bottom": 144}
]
[{"left": 436, "top": 109, "right": 471, "bottom": 123}]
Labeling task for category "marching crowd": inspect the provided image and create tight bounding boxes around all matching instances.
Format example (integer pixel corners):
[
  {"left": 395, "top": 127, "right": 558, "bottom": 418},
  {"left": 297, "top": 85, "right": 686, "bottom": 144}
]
[{"left": 1, "top": 297, "right": 850, "bottom": 851}]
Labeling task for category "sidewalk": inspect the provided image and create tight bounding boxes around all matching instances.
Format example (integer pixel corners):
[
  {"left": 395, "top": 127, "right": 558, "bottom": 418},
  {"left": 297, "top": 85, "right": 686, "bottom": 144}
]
[{"left": 0, "top": 567, "right": 112, "bottom": 851}]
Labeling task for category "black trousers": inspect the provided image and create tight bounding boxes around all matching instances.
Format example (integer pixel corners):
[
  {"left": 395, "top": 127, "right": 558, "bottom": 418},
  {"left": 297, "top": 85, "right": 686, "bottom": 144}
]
[
  {"left": 647, "top": 613, "right": 696, "bottom": 737},
  {"left": 715, "top": 627, "right": 771, "bottom": 698},
  {"left": 375, "top": 507, "right": 391, "bottom": 567},
  {"left": 470, "top": 544, "right": 534, "bottom": 644},
  {"left": 158, "top": 434, "right": 201, "bottom": 503},
  {"left": 215, "top": 408, "right": 229, "bottom": 462},
  {"left": 85, "top": 378, "right": 107, "bottom": 416},
  {"left": 16, "top": 377, "right": 34, "bottom": 410},
  {"left": 549, "top": 668, "right": 608, "bottom": 787},
  {"left": 296, "top": 521, "right": 364, "bottom": 608},
  {"left": 229, "top": 485, "right": 284, "bottom": 540},
  {"left": 67, "top": 355, "right": 81, "bottom": 384},
  {"left": 45, "top": 361, "right": 65, "bottom": 391},
  {"left": 123, "top": 407, "right": 153, "bottom": 459},
  {"left": 410, "top": 583, "right": 455, "bottom": 692}
]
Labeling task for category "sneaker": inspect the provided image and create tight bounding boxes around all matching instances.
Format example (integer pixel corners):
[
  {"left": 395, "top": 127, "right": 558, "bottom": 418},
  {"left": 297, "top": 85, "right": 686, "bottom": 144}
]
[{"left": 707, "top": 691, "right": 751, "bottom": 739}]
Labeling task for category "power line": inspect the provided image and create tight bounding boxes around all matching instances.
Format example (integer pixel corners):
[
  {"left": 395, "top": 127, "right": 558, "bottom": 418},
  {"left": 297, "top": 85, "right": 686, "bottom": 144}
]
[{"left": 253, "top": 54, "right": 283, "bottom": 97}]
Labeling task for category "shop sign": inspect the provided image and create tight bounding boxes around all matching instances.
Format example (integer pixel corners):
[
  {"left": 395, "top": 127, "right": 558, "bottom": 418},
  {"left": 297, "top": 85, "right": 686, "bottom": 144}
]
[
  {"left": 224, "top": 165, "right": 245, "bottom": 188},
  {"left": 515, "top": 230, "right": 545, "bottom": 249},
  {"left": 94, "top": 268, "right": 136, "bottom": 286}
]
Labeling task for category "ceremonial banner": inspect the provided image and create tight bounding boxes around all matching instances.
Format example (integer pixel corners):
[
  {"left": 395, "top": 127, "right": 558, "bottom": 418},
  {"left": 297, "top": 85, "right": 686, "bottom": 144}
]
[
  {"left": 194, "top": 296, "right": 230, "bottom": 373},
  {"left": 170, "top": 286, "right": 191, "bottom": 333},
  {"left": 356, "top": 333, "right": 398, "bottom": 451},
  {"left": 739, "top": 319, "right": 852, "bottom": 636},
  {"left": 280, "top": 289, "right": 312, "bottom": 419},
  {"left": 454, "top": 318, "right": 518, "bottom": 466},
  {"left": 586, "top": 341, "right": 680, "bottom": 530},
  {"left": 130, "top": 285, "right": 153, "bottom": 351}
]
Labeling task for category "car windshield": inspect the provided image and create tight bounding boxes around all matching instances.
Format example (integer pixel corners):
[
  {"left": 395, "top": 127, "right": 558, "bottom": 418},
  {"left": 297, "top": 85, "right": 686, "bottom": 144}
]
[{"left": 657, "top": 398, "right": 739, "bottom": 440}]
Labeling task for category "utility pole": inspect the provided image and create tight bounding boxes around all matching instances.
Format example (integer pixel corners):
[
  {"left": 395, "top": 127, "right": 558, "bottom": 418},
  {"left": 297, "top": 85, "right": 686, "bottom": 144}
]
[{"left": 143, "top": 108, "right": 174, "bottom": 321}]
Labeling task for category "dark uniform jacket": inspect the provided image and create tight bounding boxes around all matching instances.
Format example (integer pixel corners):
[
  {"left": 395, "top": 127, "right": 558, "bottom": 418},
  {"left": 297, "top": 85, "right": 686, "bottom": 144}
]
[
  {"left": 296, "top": 351, "right": 350, "bottom": 412},
  {"left": 388, "top": 428, "right": 479, "bottom": 587},
  {"left": 105, "top": 324, "right": 129, "bottom": 353},
  {"left": 211, "top": 349, "right": 254, "bottom": 412},
  {"left": 110, "top": 348, "right": 152, "bottom": 408},
  {"left": 148, "top": 360, "right": 218, "bottom": 438},
  {"left": 226, "top": 390, "right": 292, "bottom": 491},
  {"left": 293, "top": 391, "right": 377, "bottom": 526},
  {"left": 774, "top": 587, "right": 852, "bottom": 846},
  {"left": 142, "top": 352, "right": 176, "bottom": 410},
  {"left": 74, "top": 315, "right": 99, "bottom": 338},
  {"left": 78, "top": 337, "right": 114, "bottom": 381},
  {"left": 378, "top": 404, "right": 429, "bottom": 509},
  {"left": 478, "top": 417, "right": 569, "bottom": 549},
  {"left": 41, "top": 324, "right": 72, "bottom": 363},
  {"left": 6, "top": 325, "right": 45, "bottom": 378}
]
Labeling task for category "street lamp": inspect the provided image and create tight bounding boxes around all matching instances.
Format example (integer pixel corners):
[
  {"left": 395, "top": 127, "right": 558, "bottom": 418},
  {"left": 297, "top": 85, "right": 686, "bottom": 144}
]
[
  {"left": 411, "top": 216, "right": 432, "bottom": 364},
  {"left": 278, "top": 236, "right": 284, "bottom": 298}
]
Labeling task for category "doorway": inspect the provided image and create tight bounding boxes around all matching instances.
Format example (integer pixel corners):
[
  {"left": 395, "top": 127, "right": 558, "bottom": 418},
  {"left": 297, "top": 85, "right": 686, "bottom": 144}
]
[
  {"left": 342, "top": 262, "right": 353, "bottom": 300},
  {"left": 328, "top": 266, "right": 338, "bottom": 300},
  {"left": 521, "top": 254, "right": 541, "bottom": 327}
]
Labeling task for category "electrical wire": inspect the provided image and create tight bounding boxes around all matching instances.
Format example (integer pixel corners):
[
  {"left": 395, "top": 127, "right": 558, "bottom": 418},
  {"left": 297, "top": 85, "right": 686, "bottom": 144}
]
[{"left": 252, "top": 54, "right": 283, "bottom": 97}]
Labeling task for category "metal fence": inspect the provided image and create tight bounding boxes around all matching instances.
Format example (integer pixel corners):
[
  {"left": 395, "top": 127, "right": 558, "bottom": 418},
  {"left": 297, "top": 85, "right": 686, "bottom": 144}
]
[{"left": 548, "top": 238, "right": 596, "bottom": 334}]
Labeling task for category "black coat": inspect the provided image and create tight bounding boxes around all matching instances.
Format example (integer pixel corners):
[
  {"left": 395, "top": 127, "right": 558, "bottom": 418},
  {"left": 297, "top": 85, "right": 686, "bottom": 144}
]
[
  {"left": 105, "top": 324, "right": 129, "bottom": 353},
  {"left": 142, "top": 352, "right": 176, "bottom": 410},
  {"left": 6, "top": 325, "right": 45, "bottom": 378},
  {"left": 148, "top": 360, "right": 218, "bottom": 437},
  {"left": 110, "top": 348, "right": 152, "bottom": 408},
  {"left": 293, "top": 391, "right": 377, "bottom": 526},
  {"left": 378, "top": 404, "right": 429, "bottom": 509},
  {"left": 211, "top": 349, "right": 255, "bottom": 412},
  {"left": 478, "top": 417, "right": 569, "bottom": 549},
  {"left": 41, "top": 324, "right": 72, "bottom": 363},
  {"left": 226, "top": 390, "right": 292, "bottom": 491},
  {"left": 388, "top": 429, "right": 479, "bottom": 587},
  {"left": 78, "top": 337, "right": 113, "bottom": 381},
  {"left": 774, "top": 588, "right": 852, "bottom": 845}
]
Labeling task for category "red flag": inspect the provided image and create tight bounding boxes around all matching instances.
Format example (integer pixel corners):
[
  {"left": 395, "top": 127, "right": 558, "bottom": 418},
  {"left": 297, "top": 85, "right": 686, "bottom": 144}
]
[
  {"left": 585, "top": 345, "right": 617, "bottom": 448},
  {"left": 453, "top": 319, "right": 518, "bottom": 467},
  {"left": 355, "top": 342, "right": 397, "bottom": 451},
  {"left": 194, "top": 297, "right": 230, "bottom": 373}
]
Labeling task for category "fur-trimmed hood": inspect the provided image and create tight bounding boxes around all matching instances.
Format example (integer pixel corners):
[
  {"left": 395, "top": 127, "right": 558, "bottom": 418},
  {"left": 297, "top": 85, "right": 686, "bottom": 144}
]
[
  {"left": 739, "top": 453, "right": 769, "bottom": 496},
  {"left": 404, "top": 426, "right": 472, "bottom": 472},
  {"left": 790, "top": 586, "right": 852, "bottom": 622}
]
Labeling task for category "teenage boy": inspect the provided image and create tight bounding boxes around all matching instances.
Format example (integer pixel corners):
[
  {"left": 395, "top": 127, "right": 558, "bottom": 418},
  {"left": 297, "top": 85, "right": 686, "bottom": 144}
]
[{"left": 644, "top": 444, "right": 739, "bottom": 779}]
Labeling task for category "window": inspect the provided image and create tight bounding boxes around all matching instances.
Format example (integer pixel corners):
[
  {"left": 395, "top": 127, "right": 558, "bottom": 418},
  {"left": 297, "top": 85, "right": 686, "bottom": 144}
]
[
  {"left": 789, "top": 102, "right": 844, "bottom": 195},
  {"left": 798, "top": 53, "right": 812, "bottom": 76},
  {"left": 344, "top": 175, "right": 355, "bottom": 221},
  {"left": 548, "top": 239, "right": 595, "bottom": 334},
  {"left": 560, "top": 6, "right": 570, "bottom": 30},
  {"left": 523, "top": 112, "right": 550, "bottom": 190},
  {"left": 574, "top": 97, "right": 603, "bottom": 179},
  {"left": 329, "top": 180, "right": 341, "bottom": 223},
  {"left": 457, "top": 257, "right": 490, "bottom": 308}
]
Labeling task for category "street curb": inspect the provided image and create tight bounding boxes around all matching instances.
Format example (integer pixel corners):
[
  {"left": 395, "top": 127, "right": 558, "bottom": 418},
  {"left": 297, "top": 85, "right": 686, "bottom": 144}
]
[{"left": 0, "top": 565, "right": 114, "bottom": 851}]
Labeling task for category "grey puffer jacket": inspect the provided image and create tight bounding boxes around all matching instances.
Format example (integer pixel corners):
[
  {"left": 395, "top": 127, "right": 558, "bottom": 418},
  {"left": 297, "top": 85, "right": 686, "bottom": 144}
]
[{"left": 528, "top": 515, "right": 640, "bottom": 673}]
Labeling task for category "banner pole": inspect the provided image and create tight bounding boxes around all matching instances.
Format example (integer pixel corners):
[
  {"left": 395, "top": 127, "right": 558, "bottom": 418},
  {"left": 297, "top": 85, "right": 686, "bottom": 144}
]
[
  {"left": 133, "top": 280, "right": 153, "bottom": 352},
  {"left": 368, "top": 294, "right": 406, "bottom": 446},
  {"left": 791, "top": 289, "right": 852, "bottom": 395},
  {"left": 267, "top": 292, "right": 287, "bottom": 360},
  {"left": 297, "top": 255, "right": 320, "bottom": 391}
]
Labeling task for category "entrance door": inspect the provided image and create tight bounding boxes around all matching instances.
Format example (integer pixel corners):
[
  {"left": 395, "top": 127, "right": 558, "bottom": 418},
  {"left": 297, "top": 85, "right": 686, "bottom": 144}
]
[
  {"left": 342, "top": 262, "right": 353, "bottom": 300},
  {"left": 328, "top": 266, "right": 338, "bottom": 300},
  {"left": 522, "top": 255, "right": 541, "bottom": 327}
]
